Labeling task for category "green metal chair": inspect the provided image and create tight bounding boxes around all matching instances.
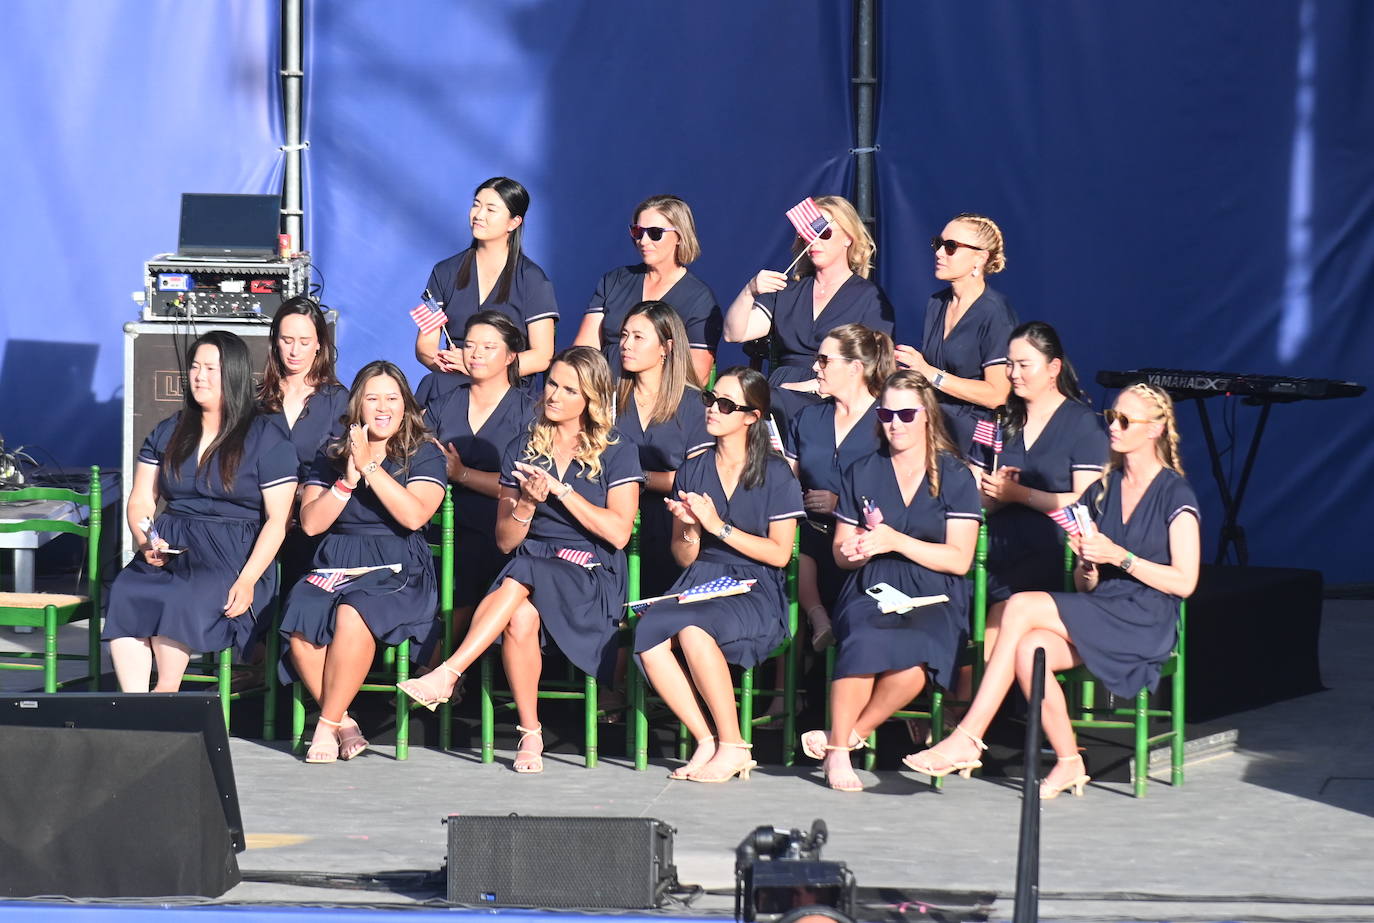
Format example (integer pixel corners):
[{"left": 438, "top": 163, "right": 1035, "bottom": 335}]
[
  {"left": 0, "top": 466, "right": 103, "bottom": 692},
  {"left": 288, "top": 485, "right": 454, "bottom": 759}
]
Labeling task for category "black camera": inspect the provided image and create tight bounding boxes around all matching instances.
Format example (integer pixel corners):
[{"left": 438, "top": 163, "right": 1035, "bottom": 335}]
[{"left": 734, "top": 819, "right": 855, "bottom": 922}]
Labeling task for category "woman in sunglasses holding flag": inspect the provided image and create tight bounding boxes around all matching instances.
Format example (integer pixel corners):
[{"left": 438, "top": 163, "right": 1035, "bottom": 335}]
[
  {"left": 895, "top": 213, "right": 1017, "bottom": 452},
  {"left": 633, "top": 367, "right": 803, "bottom": 783},
  {"left": 723, "top": 195, "right": 893, "bottom": 427},
  {"left": 574, "top": 195, "right": 721, "bottom": 385},
  {"left": 800, "top": 370, "right": 980, "bottom": 791}
]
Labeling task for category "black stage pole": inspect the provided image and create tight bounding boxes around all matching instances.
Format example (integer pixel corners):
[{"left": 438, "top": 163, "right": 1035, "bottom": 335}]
[
  {"left": 1013, "top": 647, "right": 1045, "bottom": 923},
  {"left": 852, "top": 0, "right": 878, "bottom": 241}
]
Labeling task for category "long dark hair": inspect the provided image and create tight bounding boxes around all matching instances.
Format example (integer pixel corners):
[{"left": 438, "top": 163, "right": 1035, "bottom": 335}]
[
  {"left": 715, "top": 366, "right": 774, "bottom": 491},
  {"left": 616, "top": 300, "right": 697, "bottom": 426},
  {"left": 257, "top": 295, "right": 339, "bottom": 412},
  {"left": 165, "top": 331, "right": 257, "bottom": 491},
  {"left": 464, "top": 310, "right": 526, "bottom": 390},
  {"left": 455, "top": 176, "right": 529, "bottom": 306},
  {"left": 1002, "top": 320, "right": 1086, "bottom": 438},
  {"left": 326, "top": 361, "right": 431, "bottom": 473}
]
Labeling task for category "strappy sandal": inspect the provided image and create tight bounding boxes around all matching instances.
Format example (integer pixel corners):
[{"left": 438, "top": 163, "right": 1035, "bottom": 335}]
[
  {"left": 338, "top": 713, "right": 369, "bottom": 761},
  {"left": 397, "top": 663, "right": 461, "bottom": 712},
  {"left": 513, "top": 724, "right": 544, "bottom": 774},
  {"left": 689, "top": 740, "right": 756, "bottom": 783},
  {"left": 668, "top": 736, "right": 716, "bottom": 780},
  {"left": 901, "top": 724, "right": 988, "bottom": 780},
  {"left": 305, "top": 716, "right": 342, "bottom": 764},
  {"left": 822, "top": 745, "right": 864, "bottom": 792},
  {"left": 801, "top": 728, "right": 866, "bottom": 761},
  {"left": 1040, "top": 753, "right": 1091, "bottom": 800}
]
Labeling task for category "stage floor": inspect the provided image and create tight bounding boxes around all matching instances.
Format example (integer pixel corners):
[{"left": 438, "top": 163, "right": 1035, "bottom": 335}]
[{"left": 4, "top": 600, "right": 1373, "bottom": 922}]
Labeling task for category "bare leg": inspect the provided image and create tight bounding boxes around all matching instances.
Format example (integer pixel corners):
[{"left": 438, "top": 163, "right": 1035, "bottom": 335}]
[
  {"left": 798, "top": 553, "right": 831, "bottom": 644},
  {"left": 678, "top": 627, "right": 753, "bottom": 780},
  {"left": 501, "top": 599, "right": 545, "bottom": 772},
  {"left": 1015, "top": 628, "right": 1086, "bottom": 791},
  {"left": 149, "top": 636, "right": 193, "bottom": 692},
  {"left": 288, "top": 632, "right": 327, "bottom": 704},
  {"left": 399, "top": 578, "right": 530, "bottom": 703},
  {"left": 853, "top": 666, "right": 927, "bottom": 739},
  {"left": 109, "top": 637, "right": 153, "bottom": 692},
  {"left": 317, "top": 605, "right": 375, "bottom": 724},
  {"left": 640, "top": 639, "right": 717, "bottom": 777}
]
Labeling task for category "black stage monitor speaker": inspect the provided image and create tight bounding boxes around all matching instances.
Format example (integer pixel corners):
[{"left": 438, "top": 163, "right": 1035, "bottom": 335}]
[
  {"left": 446, "top": 814, "right": 676, "bottom": 909},
  {"left": 0, "top": 693, "right": 243, "bottom": 898}
]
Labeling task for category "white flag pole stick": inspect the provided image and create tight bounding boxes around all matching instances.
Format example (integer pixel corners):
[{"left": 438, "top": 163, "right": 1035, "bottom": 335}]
[{"left": 780, "top": 218, "right": 833, "bottom": 277}]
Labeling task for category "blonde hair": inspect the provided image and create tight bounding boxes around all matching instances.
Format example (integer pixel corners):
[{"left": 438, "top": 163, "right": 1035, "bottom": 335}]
[
  {"left": 634, "top": 194, "right": 701, "bottom": 266},
  {"left": 525, "top": 347, "right": 618, "bottom": 481},
  {"left": 827, "top": 323, "right": 895, "bottom": 397},
  {"left": 616, "top": 301, "right": 698, "bottom": 427},
  {"left": 1095, "top": 382, "right": 1184, "bottom": 502},
  {"left": 789, "top": 195, "right": 875, "bottom": 280},
  {"left": 881, "top": 370, "right": 959, "bottom": 497},
  {"left": 952, "top": 212, "right": 1007, "bottom": 274}
]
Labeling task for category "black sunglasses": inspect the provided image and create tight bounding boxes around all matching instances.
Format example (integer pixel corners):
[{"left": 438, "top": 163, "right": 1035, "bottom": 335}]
[
  {"left": 798, "top": 227, "right": 834, "bottom": 242},
  {"left": 630, "top": 224, "right": 677, "bottom": 242},
  {"left": 931, "top": 235, "right": 986, "bottom": 256},
  {"left": 701, "top": 390, "right": 756, "bottom": 415},
  {"left": 876, "top": 406, "right": 925, "bottom": 423}
]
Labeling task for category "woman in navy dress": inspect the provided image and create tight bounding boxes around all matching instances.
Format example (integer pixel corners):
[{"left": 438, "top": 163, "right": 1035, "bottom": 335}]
[
  {"left": 257, "top": 296, "right": 348, "bottom": 591},
  {"left": 414, "top": 176, "right": 559, "bottom": 405},
  {"left": 905, "top": 383, "right": 1200, "bottom": 799},
  {"left": 106, "top": 331, "right": 296, "bottom": 692},
  {"left": 783, "top": 323, "right": 894, "bottom": 650},
  {"left": 399, "top": 347, "right": 642, "bottom": 773},
  {"left": 614, "top": 301, "right": 713, "bottom": 596},
  {"left": 800, "top": 370, "right": 980, "bottom": 791},
  {"left": 282, "top": 361, "right": 447, "bottom": 763},
  {"left": 723, "top": 195, "right": 894, "bottom": 426},
  {"left": 574, "top": 194, "right": 721, "bottom": 384},
  {"left": 634, "top": 367, "right": 803, "bottom": 783},
  {"left": 895, "top": 213, "right": 1016, "bottom": 451},
  {"left": 427, "top": 310, "right": 533, "bottom": 643}
]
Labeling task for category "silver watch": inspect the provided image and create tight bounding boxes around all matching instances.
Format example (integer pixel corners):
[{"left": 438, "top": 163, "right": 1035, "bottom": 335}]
[{"left": 717, "top": 523, "right": 734, "bottom": 540}]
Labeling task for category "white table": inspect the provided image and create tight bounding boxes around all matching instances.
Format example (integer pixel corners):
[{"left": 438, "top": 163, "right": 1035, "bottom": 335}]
[{"left": 0, "top": 500, "right": 85, "bottom": 631}]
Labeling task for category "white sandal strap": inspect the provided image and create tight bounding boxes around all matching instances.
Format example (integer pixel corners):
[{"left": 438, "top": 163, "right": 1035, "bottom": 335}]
[{"left": 954, "top": 724, "right": 988, "bottom": 751}]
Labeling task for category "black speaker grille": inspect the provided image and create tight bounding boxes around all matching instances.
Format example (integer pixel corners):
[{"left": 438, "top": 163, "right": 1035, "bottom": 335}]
[{"left": 446, "top": 815, "right": 675, "bottom": 909}]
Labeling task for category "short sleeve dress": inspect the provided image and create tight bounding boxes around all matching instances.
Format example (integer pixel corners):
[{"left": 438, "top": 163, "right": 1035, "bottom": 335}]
[
  {"left": 830, "top": 452, "right": 982, "bottom": 685},
  {"left": 278, "top": 442, "right": 449, "bottom": 667},
  {"left": 103, "top": 413, "right": 298, "bottom": 657},
  {"left": 983, "top": 400, "right": 1107, "bottom": 602},
  {"left": 587, "top": 265, "right": 722, "bottom": 377},
  {"left": 493, "top": 432, "right": 645, "bottom": 682},
  {"left": 783, "top": 399, "right": 883, "bottom": 603},
  {"left": 753, "top": 275, "right": 894, "bottom": 425},
  {"left": 919, "top": 285, "right": 1017, "bottom": 450},
  {"left": 1051, "top": 469, "right": 1199, "bottom": 698},
  {"left": 633, "top": 452, "right": 804, "bottom": 668},
  {"left": 425, "top": 382, "right": 533, "bottom": 608}
]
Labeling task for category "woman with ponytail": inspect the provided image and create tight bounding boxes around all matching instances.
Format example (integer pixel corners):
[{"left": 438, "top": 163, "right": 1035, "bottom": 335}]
[{"left": 905, "top": 383, "right": 1200, "bottom": 800}]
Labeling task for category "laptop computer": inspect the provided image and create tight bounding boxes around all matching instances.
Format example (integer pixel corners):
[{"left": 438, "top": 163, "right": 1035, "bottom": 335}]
[{"left": 169, "top": 192, "right": 280, "bottom": 261}]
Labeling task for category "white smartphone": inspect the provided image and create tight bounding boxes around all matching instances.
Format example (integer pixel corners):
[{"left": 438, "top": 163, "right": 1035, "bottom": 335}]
[{"left": 1071, "top": 503, "right": 1096, "bottom": 538}]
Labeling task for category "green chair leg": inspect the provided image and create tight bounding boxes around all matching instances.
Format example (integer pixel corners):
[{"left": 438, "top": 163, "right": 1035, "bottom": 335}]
[
  {"left": 584, "top": 673, "right": 598, "bottom": 768},
  {"left": 480, "top": 652, "right": 495, "bottom": 764},
  {"left": 738, "top": 667, "right": 754, "bottom": 746},
  {"left": 394, "top": 639, "right": 410, "bottom": 761},
  {"left": 1134, "top": 688, "right": 1149, "bottom": 798},
  {"left": 43, "top": 605, "right": 58, "bottom": 693},
  {"left": 292, "top": 682, "right": 307, "bottom": 754}
]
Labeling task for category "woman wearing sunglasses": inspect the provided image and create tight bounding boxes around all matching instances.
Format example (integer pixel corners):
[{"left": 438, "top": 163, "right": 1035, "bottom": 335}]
[
  {"left": 782, "top": 324, "right": 894, "bottom": 651},
  {"left": 633, "top": 367, "right": 804, "bottom": 783},
  {"left": 894, "top": 213, "right": 1017, "bottom": 452},
  {"left": 414, "top": 177, "right": 559, "bottom": 407},
  {"left": 615, "top": 301, "right": 713, "bottom": 596},
  {"left": 723, "top": 195, "right": 894, "bottom": 427},
  {"left": 574, "top": 195, "right": 721, "bottom": 385},
  {"left": 904, "top": 382, "right": 1199, "bottom": 799},
  {"left": 398, "top": 347, "right": 642, "bottom": 773},
  {"left": 799, "top": 370, "right": 980, "bottom": 791}
]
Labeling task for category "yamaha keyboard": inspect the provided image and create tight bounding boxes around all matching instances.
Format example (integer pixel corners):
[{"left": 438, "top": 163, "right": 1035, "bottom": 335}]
[{"left": 1096, "top": 368, "right": 1364, "bottom": 402}]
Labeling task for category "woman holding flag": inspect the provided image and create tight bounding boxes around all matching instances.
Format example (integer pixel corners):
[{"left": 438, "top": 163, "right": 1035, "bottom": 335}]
[
  {"left": 723, "top": 195, "right": 893, "bottom": 426},
  {"left": 633, "top": 367, "right": 804, "bottom": 784},
  {"left": 280, "top": 361, "right": 447, "bottom": 763},
  {"left": 412, "top": 176, "right": 559, "bottom": 406},
  {"left": 894, "top": 213, "right": 1017, "bottom": 452},
  {"left": 398, "top": 347, "right": 642, "bottom": 773},
  {"left": 800, "top": 370, "right": 980, "bottom": 792},
  {"left": 904, "top": 382, "right": 1199, "bottom": 799}
]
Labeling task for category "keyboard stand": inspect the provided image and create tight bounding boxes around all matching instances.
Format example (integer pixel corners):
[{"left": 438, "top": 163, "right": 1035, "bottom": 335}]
[{"left": 1193, "top": 397, "right": 1274, "bottom": 566}]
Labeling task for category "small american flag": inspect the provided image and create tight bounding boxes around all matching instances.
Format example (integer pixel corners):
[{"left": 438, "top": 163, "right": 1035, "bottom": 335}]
[
  {"left": 862, "top": 497, "right": 884, "bottom": 530},
  {"left": 306, "top": 570, "right": 354, "bottom": 593},
  {"left": 1047, "top": 507, "right": 1081, "bottom": 536},
  {"left": 409, "top": 290, "right": 449, "bottom": 334},
  {"left": 766, "top": 417, "right": 785, "bottom": 453},
  {"left": 785, "top": 197, "right": 830, "bottom": 242},
  {"left": 679, "top": 576, "right": 757, "bottom": 603},
  {"left": 971, "top": 419, "right": 1003, "bottom": 453},
  {"left": 555, "top": 547, "right": 596, "bottom": 568}
]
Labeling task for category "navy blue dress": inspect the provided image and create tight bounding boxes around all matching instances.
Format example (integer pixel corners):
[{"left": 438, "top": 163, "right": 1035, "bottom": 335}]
[
  {"left": 279, "top": 442, "right": 448, "bottom": 665},
  {"left": 753, "top": 275, "right": 894, "bottom": 424},
  {"left": 494, "top": 432, "right": 645, "bottom": 682},
  {"left": 618, "top": 386, "right": 713, "bottom": 597},
  {"left": 983, "top": 400, "right": 1107, "bottom": 602},
  {"left": 1052, "top": 469, "right": 1199, "bottom": 698},
  {"left": 420, "top": 248, "right": 560, "bottom": 396},
  {"left": 633, "top": 452, "right": 804, "bottom": 668},
  {"left": 783, "top": 399, "right": 883, "bottom": 604},
  {"left": 103, "top": 414, "right": 297, "bottom": 657},
  {"left": 831, "top": 452, "right": 982, "bottom": 685},
  {"left": 426, "top": 383, "right": 533, "bottom": 608},
  {"left": 588, "top": 265, "right": 722, "bottom": 376},
  {"left": 919, "top": 285, "right": 1017, "bottom": 450}
]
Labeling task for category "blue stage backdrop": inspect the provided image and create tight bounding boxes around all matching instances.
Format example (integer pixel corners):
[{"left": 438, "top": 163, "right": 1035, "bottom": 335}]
[{"left": 0, "top": 1, "right": 1369, "bottom": 580}]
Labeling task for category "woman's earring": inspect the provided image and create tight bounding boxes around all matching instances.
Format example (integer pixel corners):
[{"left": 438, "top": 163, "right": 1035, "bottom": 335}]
[{"left": 971, "top": 267, "right": 980, "bottom": 277}]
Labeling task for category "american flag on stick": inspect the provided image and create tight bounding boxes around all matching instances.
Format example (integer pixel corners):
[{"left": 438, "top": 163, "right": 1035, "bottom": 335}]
[
  {"left": 1047, "top": 507, "right": 1081, "bottom": 536},
  {"left": 409, "top": 290, "right": 449, "bottom": 335},
  {"left": 766, "top": 417, "right": 785, "bottom": 453},
  {"left": 971, "top": 418, "right": 1005, "bottom": 470},
  {"left": 555, "top": 547, "right": 596, "bottom": 568},
  {"left": 304, "top": 563, "right": 403, "bottom": 593},
  {"left": 679, "top": 576, "right": 757, "bottom": 603},
  {"left": 785, "top": 197, "right": 830, "bottom": 242}
]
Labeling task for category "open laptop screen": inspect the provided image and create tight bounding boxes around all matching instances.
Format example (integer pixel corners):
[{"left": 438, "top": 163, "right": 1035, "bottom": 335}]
[{"left": 177, "top": 192, "right": 280, "bottom": 259}]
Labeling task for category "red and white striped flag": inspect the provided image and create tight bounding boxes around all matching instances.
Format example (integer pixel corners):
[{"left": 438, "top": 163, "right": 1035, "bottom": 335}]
[
  {"left": 785, "top": 197, "right": 830, "bottom": 242},
  {"left": 766, "top": 417, "right": 785, "bottom": 453},
  {"left": 1047, "top": 507, "right": 1081, "bottom": 536},
  {"left": 555, "top": 547, "right": 595, "bottom": 568},
  {"left": 409, "top": 290, "right": 449, "bottom": 334},
  {"left": 306, "top": 570, "right": 353, "bottom": 593}
]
